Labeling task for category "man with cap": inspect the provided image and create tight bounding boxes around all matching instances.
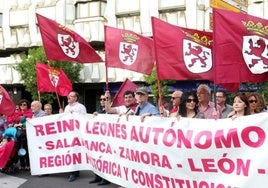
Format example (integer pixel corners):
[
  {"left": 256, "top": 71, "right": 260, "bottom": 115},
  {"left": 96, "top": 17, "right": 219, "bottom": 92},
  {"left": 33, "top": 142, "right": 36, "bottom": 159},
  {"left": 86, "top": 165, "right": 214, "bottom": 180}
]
[{"left": 134, "top": 87, "right": 160, "bottom": 122}]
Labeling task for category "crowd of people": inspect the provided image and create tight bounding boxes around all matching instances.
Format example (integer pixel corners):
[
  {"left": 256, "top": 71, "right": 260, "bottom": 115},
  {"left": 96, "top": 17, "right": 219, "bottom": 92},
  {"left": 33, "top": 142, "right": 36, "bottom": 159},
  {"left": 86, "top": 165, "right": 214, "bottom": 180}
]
[{"left": 0, "top": 85, "right": 267, "bottom": 186}]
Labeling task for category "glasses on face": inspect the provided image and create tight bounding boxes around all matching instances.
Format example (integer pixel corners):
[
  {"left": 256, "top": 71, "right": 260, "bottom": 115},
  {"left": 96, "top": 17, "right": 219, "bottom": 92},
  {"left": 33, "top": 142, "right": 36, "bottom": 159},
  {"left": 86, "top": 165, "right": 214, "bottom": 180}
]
[
  {"left": 186, "top": 99, "right": 195, "bottom": 103},
  {"left": 249, "top": 100, "right": 257, "bottom": 103},
  {"left": 20, "top": 103, "right": 27, "bottom": 106},
  {"left": 171, "top": 97, "right": 180, "bottom": 100},
  {"left": 216, "top": 96, "right": 224, "bottom": 98},
  {"left": 100, "top": 98, "right": 106, "bottom": 101}
]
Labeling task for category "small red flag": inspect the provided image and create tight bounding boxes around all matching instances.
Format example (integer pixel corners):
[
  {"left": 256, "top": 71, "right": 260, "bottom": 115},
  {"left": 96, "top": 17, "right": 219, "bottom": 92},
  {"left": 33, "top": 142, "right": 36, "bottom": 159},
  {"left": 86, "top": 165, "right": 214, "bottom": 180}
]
[
  {"left": 36, "top": 13, "right": 103, "bottom": 63},
  {"left": 213, "top": 8, "right": 268, "bottom": 91},
  {"left": 112, "top": 78, "right": 137, "bottom": 107},
  {"left": 0, "top": 85, "right": 16, "bottom": 116},
  {"left": 36, "top": 63, "right": 72, "bottom": 96},
  {"left": 105, "top": 26, "right": 155, "bottom": 75},
  {"left": 152, "top": 17, "right": 214, "bottom": 81}
]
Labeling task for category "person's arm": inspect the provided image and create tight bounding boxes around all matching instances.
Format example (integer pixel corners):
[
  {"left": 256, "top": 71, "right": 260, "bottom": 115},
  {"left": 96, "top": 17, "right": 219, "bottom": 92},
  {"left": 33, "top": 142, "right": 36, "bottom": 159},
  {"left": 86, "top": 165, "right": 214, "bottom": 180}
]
[
  {"left": 104, "top": 100, "right": 118, "bottom": 114},
  {"left": 104, "top": 91, "right": 118, "bottom": 114}
]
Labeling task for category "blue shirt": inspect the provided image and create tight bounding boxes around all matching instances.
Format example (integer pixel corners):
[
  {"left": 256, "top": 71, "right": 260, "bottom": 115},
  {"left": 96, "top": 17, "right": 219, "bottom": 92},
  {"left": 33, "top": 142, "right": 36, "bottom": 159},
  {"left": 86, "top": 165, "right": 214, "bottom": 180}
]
[
  {"left": 33, "top": 109, "right": 46, "bottom": 118},
  {"left": 135, "top": 102, "right": 160, "bottom": 116}
]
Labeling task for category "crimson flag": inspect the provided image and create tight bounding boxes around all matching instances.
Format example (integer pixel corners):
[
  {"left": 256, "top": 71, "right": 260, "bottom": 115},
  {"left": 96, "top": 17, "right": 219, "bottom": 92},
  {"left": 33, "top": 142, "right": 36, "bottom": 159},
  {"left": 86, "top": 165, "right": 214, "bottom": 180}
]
[
  {"left": 0, "top": 85, "right": 16, "bottom": 116},
  {"left": 36, "top": 14, "right": 103, "bottom": 63},
  {"left": 152, "top": 17, "right": 214, "bottom": 81},
  {"left": 36, "top": 63, "right": 72, "bottom": 96},
  {"left": 213, "top": 8, "right": 268, "bottom": 91},
  {"left": 105, "top": 26, "right": 155, "bottom": 75},
  {"left": 112, "top": 78, "right": 137, "bottom": 107}
]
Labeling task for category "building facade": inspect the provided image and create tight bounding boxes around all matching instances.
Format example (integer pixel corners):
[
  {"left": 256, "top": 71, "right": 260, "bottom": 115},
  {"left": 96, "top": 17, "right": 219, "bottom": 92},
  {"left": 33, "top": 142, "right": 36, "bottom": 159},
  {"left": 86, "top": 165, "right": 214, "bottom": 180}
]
[{"left": 0, "top": 0, "right": 266, "bottom": 112}]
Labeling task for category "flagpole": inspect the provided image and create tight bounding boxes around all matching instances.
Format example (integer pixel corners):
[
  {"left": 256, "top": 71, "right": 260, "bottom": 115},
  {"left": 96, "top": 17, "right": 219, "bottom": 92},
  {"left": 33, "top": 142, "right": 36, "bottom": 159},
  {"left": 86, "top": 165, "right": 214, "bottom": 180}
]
[
  {"left": 212, "top": 8, "right": 217, "bottom": 110},
  {"left": 55, "top": 90, "right": 62, "bottom": 110},
  {"left": 105, "top": 61, "right": 109, "bottom": 91},
  {"left": 38, "top": 91, "right": 41, "bottom": 102},
  {"left": 104, "top": 26, "right": 109, "bottom": 92},
  {"left": 151, "top": 17, "right": 163, "bottom": 112}
]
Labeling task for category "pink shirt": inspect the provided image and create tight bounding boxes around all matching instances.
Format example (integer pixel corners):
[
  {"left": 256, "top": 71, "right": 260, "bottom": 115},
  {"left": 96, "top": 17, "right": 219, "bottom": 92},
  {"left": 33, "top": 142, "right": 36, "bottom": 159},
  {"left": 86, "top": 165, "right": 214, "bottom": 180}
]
[{"left": 198, "top": 101, "right": 221, "bottom": 119}]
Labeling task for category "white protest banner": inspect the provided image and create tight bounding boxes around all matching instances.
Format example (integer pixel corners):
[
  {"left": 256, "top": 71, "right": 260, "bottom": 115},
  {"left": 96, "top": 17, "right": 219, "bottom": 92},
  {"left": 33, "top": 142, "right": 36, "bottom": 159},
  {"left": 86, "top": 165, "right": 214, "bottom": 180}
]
[{"left": 27, "top": 112, "right": 268, "bottom": 188}]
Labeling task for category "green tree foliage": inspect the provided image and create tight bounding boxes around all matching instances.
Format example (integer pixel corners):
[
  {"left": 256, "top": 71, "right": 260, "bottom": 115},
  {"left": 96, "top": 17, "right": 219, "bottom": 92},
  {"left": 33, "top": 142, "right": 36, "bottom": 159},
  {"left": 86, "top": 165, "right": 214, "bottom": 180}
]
[
  {"left": 15, "top": 47, "right": 83, "bottom": 103},
  {"left": 144, "top": 66, "right": 175, "bottom": 105}
]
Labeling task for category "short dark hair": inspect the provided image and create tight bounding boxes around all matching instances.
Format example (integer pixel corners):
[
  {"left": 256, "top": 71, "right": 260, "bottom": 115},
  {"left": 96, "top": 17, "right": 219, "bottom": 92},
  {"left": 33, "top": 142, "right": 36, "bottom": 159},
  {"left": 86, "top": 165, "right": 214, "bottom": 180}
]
[
  {"left": 123, "top": 90, "right": 135, "bottom": 97},
  {"left": 18, "top": 99, "right": 30, "bottom": 108},
  {"left": 216, "top": 91, "right": 227, "bottom": 97},
  {"left": 72, "top": 91, "right": 79, "bottom": 101}
]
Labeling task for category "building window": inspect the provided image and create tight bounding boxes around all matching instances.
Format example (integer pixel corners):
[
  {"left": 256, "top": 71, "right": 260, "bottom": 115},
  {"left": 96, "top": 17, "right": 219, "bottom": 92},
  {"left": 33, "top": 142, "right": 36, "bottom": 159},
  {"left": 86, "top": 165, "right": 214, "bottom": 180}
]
[{"left": 75, "top": 1, "right": 106, "bottom": 19}]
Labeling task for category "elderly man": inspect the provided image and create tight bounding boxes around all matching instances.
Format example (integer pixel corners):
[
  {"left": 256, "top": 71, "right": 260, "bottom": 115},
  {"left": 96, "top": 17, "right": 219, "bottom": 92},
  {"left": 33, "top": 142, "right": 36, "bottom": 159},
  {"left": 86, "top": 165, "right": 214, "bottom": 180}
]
[
  {"left": 169, "top": 90, "right": 183, "bottom": 117},
  {"left": 31, "top": 101, "right": 46, "bottom": 118},
  {"left": 134, "top": 87, "right": 160, "bottom": 122},
  {"left": 196, "top": 84, "right": 221, "bottom": 119},
  {"left": 44, "top": 103, "right": 53, "bottom": 115}
]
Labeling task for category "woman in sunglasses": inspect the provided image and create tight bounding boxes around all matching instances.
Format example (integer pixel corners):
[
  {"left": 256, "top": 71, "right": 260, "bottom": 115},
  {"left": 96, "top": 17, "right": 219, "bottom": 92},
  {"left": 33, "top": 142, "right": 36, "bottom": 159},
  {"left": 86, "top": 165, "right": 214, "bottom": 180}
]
[
  {"left": 246, "top": 93, "right": 259, "bottom": 115},
  {"left": 179, "top": 91, "right": 205, "bottom": 118},
  {"left": 7, "top": 99, "right": 33, "bottom": 126},
  {"left": 6, "top": 99, "right": 33, "bottom": 171}
]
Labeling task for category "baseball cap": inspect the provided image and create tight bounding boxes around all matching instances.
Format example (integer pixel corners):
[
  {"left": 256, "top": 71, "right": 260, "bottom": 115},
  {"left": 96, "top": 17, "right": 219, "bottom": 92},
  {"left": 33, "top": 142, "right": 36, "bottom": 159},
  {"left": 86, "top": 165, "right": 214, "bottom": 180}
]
[{"left": 136, "top": 87, "right": 148, "bottom": 95}]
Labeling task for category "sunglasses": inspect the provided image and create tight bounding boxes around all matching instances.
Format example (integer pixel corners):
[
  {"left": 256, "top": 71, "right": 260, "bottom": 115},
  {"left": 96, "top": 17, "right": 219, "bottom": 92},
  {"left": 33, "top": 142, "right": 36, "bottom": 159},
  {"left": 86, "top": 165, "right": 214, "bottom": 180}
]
[
  {"left": 186, "top": 99, "right": 195, "bottom": 103},
  {"left": 249, "top": 100, "right": 257, "bottom": 103},
  {"left": 20, "top": 103, "right": 27, "bottom": 106},
  {"left": 100, "top": 98, "right": 107, "bottom": 101}
]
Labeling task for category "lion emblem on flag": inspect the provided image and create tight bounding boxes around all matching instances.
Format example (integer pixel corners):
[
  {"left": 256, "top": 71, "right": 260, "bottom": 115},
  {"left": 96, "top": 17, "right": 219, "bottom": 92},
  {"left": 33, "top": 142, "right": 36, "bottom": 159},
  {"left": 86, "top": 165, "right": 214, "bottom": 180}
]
[
  {"left": 183, "top": 39, "right": 212, "bottom": 73},
  {"left": 57, "top": 34, "right": 79, "bottom": 58},
  {"left": 242, "top": 36, "right": 268, "bottom": 74},
  {"left": 119, "top": 42, "right": 138, "bottom": 66}
]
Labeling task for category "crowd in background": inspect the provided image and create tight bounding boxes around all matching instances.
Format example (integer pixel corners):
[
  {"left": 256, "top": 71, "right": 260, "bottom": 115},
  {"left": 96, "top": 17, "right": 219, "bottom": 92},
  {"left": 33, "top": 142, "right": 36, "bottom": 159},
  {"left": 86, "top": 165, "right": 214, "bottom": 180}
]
[{"left": 0, "top": 84, "right": 267, "bottom": 186}]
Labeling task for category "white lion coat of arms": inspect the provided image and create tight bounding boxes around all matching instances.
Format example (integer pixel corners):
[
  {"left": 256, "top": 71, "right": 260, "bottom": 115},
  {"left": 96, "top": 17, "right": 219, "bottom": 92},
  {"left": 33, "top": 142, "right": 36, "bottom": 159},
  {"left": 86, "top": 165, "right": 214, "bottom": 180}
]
[{"left": 183, "top": 39, "right": 212, "bottom": 73}]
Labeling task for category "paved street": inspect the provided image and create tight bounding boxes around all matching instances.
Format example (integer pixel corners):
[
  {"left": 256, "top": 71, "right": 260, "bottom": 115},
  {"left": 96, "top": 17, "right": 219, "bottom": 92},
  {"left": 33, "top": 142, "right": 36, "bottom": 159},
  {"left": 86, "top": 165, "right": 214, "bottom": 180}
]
[{"left": 0, "top": 170, "right": 120, "bottom": 188}]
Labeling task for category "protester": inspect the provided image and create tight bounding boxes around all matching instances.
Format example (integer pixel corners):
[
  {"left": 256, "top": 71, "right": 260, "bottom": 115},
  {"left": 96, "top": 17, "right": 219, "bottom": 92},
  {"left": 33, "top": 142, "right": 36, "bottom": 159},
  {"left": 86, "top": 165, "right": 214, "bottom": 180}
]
[
  {"left": 0, "top": 114, "right": 7, "bottom": 140},
  {"left": 31, "top": 101, "right": 46, "bottom": 118},
  {"left": 134, "top": 87, "right": 160, "bottom": 122},
  {"left": 90, "top": 93, "right": 111, "bottom": 186},
  {"left": 227, "top": 93, "right": 250, "bottom": 119},
  {"left": 93, "top": 94, "right": 106, "bottom": 115},
  {"left": 169, "top": 90, "right": 183, "bottom": 117},
  {"left": 196, "top": 84, "right": 221, "bottom": 119},
  {"left": 178, "top": 91, "right": 205, "bottom": 118},
  {"left": 246, "top": 92, "right": 260, "bottom": 115},
  {"left": 7, "top": 99, "right": 33, "bottom": 126},
  {"left": 62, "top": 91, "right": 87, "bottom": 182},
  {"left": 159, "top": 90, "right": 183, "bottom": 117},
  {"left": 215, "top": 91, "right": 233, "bottom": 118},
  {"left": 104, "top": 90, "right": 138, "bottom": 115},
  {"left": 30, "top": 100, "right": 48, "bottom": 176},
  {"left": 6, "top": 99, "right": 33, "bottom": 171},
  {"left": 255, "top": 93, "right": 267, "bottom": 112},
  {"left": 44, "top": 103, "right": 53, "bottom": 115}
]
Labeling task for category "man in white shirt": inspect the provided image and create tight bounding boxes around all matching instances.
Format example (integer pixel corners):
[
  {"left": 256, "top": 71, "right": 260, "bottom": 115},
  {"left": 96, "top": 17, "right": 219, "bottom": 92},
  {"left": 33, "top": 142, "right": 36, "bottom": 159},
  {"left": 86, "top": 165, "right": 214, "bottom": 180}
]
[{"left": 62, "top": 91, "right": 86, "bottom": 182}]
